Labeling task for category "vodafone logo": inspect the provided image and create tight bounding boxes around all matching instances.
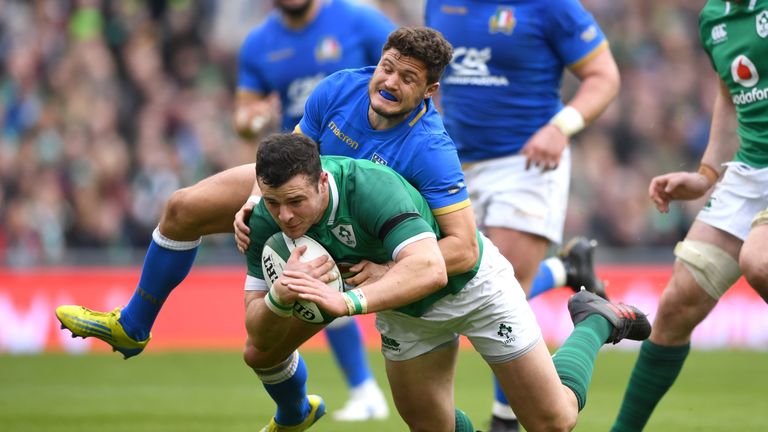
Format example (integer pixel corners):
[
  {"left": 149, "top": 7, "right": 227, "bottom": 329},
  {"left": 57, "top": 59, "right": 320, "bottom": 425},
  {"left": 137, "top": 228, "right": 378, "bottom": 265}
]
[{"left": 731, "top": 55, "right": 759, "bottom": 87}]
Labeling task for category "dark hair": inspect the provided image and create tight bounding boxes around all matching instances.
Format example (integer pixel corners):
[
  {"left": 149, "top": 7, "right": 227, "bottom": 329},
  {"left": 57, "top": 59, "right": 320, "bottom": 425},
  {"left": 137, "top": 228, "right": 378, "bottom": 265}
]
[
  {"left": 382, "top": 27, "right": 453, "bottom": 84},
  {"left": 256, "top": 133, "right": 322, "bottom": 188}
]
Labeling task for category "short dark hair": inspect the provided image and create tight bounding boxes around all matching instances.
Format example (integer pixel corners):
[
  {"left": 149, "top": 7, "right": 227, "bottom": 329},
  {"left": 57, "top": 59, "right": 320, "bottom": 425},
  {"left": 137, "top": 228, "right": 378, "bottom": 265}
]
[
  {"left": 382, "top": 27, "right": 453, "bottom": 84},
  {"left": 256, "top": 133, "right": 322, "bottom": 188}
]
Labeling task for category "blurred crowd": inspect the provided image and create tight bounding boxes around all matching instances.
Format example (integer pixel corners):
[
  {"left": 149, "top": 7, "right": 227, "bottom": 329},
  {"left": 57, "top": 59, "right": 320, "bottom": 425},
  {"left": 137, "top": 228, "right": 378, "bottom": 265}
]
[{"left": 0, "top": 0, "right": 717, "bottom": 266}]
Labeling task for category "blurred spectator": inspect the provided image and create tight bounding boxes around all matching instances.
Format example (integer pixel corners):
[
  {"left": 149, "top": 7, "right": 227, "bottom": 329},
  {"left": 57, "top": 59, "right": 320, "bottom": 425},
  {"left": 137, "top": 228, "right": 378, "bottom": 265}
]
[{"left": 0, "top": 0, "right": 723, "bottom": 266}]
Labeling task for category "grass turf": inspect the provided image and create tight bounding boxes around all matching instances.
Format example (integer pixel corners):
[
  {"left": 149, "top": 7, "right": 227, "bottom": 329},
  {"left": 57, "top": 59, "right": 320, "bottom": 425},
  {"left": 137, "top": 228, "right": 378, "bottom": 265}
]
[{"left": 1, "top": 349, "right": 766, "bottom": 431}]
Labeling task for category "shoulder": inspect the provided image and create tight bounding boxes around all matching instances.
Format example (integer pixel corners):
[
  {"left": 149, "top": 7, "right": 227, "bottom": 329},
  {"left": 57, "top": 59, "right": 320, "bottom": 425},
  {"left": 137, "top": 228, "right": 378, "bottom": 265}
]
[{"left": 242, "top": 14, "right": 280, "bottom": 48}]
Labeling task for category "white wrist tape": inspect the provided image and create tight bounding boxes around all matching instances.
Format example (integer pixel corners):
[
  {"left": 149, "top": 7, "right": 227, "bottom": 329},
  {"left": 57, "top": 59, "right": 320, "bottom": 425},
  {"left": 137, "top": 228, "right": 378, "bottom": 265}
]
[
  {"left": 264, "top": 287, "right": 293, "bottom": 318},
  {"left": 549, "top": 106, "right": 585, "bottom": 137},
  {"left": 247, "top": 195, "right": 261, "bottom": 205}
]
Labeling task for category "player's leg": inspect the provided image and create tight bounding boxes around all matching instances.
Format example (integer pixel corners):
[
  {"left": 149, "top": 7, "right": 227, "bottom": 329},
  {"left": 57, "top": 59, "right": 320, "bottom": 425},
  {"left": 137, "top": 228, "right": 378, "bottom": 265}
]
[
  {"left": 611, "top": 221, "right": 742, "bottom": 431},
  {"left": 325, "top": 316, "right": 388, "bottom": 421},
  {"left": 243, "top": 300, "right": 329, "bottom": 430},
  {"left": 489, "top": 289, "right": 650, "bottom": 432},
  {"left": 384, "top": 344, "right": 460, "bottom": 432},
  {"left": 56, "top": 164, "right": 257, "bottom": 357},
  {"left": 740, "top": 209, "right": 768, "bottom": 301}
]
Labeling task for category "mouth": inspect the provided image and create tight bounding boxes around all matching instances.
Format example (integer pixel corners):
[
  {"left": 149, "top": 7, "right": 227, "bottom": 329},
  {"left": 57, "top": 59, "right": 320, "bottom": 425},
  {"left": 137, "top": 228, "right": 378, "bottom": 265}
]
[{"left": 378, "top": 90, "right": 398, "bottom": 102}]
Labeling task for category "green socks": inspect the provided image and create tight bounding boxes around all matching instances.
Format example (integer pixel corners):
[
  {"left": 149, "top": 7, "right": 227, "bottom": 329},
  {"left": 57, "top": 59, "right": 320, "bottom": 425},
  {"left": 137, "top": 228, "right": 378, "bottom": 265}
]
[
  {"left": 611, "top": 340, "right": 690, "bottom": 431},
  {"left": 553, "top": 314, "right": 612, "bottom": 410},
  {"left": 455, "top": 408, "right": 474, "bottom": 432}
]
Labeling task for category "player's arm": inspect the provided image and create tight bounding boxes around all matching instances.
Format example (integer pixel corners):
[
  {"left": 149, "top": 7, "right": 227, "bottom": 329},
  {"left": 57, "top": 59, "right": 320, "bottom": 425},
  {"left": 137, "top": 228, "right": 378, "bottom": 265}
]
[
  {"left": 434, "top": 206, "right": 479, "bottom": 275},
  {"left": 285, "top": 236, "right": 448, "bottom": 316},
  {"left": 649, "top": 77, "right": 738, "bottom": 212},
  {"left": 234, "top": 89, "right": 280, "bottom": 141},
  {"left": 522, "top": 46, "right": 620, "bottom": 170},
  {"left": 565, "top": 45, "right": 620, "bottom": 126}
]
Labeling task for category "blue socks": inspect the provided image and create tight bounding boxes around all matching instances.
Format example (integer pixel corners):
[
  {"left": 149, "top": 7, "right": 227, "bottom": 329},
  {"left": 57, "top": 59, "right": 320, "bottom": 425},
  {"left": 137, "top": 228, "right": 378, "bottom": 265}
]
[
  {"left": 528, "top": 257, "right": 567, "bottom": 299},
  {"left": 325, "top": 316, "right": 372, "bottom": 388},
  {"left": 119, "top": 229, "right": 200, "bottom": 341},
  {"left": 258, "top": 351, "right": 311, "bottom": 426}
]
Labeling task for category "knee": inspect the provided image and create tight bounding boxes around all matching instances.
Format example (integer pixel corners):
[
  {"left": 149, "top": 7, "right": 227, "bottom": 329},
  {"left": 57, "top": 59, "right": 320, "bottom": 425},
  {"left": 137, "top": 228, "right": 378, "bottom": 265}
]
[
  {"left": 524, "top": 409, "right": 577, "bottom": 432},
  {"left": 159, "top": 187, "right": 198, "bottom": 238},
  {"left": 740, "top": 252, "right": 768, "bottom": 302},
  {"left": 242, "top": 343, "right": 280, "bottom": 370}
]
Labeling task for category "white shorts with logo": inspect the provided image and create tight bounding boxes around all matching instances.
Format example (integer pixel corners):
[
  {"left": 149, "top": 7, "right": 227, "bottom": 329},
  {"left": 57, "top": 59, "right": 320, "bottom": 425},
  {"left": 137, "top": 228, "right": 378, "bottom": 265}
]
[
  {"left": 697, "top": 162, "right": 768, "bottom": 241},
  {"left": 375, "top": 234, "right": 542, "bottom": 364},
  {"left": 463, "top": 149, "right": 571, "bottom": 244}
]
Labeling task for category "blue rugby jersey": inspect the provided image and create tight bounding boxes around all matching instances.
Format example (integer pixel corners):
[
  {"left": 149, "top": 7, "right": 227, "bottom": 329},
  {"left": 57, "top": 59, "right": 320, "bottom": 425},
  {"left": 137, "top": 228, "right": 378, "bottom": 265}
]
[
  {"left": 238, "top": 0, "right": 394, "bottom": 131},
  {"left": 297, "top": 67, "right": 470, "bottom": 215},
  {"left": 425, "top": 0, "right": 607, "bottom": 162}
]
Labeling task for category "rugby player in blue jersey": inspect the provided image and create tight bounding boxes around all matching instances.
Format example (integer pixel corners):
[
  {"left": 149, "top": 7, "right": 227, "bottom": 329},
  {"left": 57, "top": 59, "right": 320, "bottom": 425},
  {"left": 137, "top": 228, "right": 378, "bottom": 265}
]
[
  {"left": 56, "top": 0, "right": 393, "bottom": 423},
  {"left": 426, "top": 1, "right": 620, "bottom": 430}
]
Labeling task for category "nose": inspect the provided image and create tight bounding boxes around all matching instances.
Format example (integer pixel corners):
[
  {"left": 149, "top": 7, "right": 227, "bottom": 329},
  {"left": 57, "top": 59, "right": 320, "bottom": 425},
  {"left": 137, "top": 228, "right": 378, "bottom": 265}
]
[{"left": 278, "top": 205, "right": 293, "bottom": 222}]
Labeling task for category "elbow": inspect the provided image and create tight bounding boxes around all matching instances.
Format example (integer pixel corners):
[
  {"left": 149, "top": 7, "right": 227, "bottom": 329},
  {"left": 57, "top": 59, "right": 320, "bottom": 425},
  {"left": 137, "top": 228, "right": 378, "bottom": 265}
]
[{"left": 453, "top": 238, "right": 480, "bottom": 275}]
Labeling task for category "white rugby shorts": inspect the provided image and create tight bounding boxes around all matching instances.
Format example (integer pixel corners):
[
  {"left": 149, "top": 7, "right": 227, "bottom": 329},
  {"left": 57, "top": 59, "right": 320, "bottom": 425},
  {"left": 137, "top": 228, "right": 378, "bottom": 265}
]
[
  {"left": 375, "top": 234, "right": 542, "bottom": 363},
  {"left": 697, "top": 162, "right": 768, "bottom": 241},
  {"left": 463, "top": 149, "right": 571, "bottom": 244}
]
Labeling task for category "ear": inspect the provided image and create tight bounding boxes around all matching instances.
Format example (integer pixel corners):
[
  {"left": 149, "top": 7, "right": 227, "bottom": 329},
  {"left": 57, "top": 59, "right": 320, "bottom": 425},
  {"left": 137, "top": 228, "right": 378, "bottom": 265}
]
[
  {"left": 318, "top": 172, "right": 329, "bottom": 192},
  {"left": 424, "top": 81, "right": 440, "bottom": 99}
]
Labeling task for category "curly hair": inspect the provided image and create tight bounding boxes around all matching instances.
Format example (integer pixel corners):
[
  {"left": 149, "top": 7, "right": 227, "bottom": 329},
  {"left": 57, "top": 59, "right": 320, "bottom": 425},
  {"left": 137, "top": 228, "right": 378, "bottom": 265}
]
[{"left": 382, "top": 27, "right": 453, "bottom": 84}]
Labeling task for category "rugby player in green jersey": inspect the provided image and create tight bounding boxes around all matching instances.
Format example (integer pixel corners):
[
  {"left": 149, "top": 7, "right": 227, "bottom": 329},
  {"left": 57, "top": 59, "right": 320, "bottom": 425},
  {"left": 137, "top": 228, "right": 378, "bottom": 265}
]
[
  {"left": 243, "top": 133, "right": 650, "bottom": 432},
  {"left": 612, "top": 1, "right": 768, "bottom": 430}
]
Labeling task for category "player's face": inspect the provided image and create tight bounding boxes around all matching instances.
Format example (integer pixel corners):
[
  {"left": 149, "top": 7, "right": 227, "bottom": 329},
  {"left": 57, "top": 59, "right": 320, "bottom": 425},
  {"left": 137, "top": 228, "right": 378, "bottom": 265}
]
[
  {"left": 275, "top": 0, "right": 313, "bottom": 17},
  {"left": 259, "top": 173, "right": 328, "bottom": 239},
  {"left": 368, "top": 49, "right": 439, "bottom": 120}
]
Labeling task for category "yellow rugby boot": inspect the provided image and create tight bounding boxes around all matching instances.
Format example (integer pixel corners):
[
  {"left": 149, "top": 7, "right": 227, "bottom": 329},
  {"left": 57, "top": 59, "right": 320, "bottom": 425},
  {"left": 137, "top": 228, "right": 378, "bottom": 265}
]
[
  {"left": 260, "top": 394, "right": 326, "bottom": 432},
  {"left": 55, "top": 305, "right": 150, "bottom": 359}
]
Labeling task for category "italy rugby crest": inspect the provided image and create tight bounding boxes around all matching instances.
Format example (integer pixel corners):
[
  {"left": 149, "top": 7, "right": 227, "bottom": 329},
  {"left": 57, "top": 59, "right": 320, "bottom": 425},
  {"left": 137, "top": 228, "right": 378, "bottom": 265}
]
[
  {"left": 315, "top": 36, "right": 341, "bottom": 62},
  {"left": 489, "top": 7, "right": 515, "bottom": 35}
]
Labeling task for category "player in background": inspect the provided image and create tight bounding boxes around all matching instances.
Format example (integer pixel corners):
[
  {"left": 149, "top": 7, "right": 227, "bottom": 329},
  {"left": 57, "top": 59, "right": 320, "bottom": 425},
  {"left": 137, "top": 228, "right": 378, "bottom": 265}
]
[
  {"left": 611, "top": 1, "right": 768, "bottom": 430},
  {"left": 242, "top": 132, "right": 651, "bottom": 432},
  {"left": 56, "top": 0, "right": 394, "bottom": 422},
  {"left": 425, "top": 1, "right": 620, "bottom": 430}
]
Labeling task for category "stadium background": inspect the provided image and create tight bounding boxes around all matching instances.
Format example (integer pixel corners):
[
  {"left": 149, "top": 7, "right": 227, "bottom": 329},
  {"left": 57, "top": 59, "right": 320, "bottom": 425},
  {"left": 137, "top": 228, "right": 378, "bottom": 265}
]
[{"left": 1, "top": 1, "right": 766, "bottom": 431}]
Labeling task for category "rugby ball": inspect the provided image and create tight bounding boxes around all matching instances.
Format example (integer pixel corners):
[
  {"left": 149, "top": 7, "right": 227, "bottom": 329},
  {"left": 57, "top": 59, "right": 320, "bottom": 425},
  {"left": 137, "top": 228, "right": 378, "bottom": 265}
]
[{"left": 261, "top": 233, "right": 343, "bottom": 324}]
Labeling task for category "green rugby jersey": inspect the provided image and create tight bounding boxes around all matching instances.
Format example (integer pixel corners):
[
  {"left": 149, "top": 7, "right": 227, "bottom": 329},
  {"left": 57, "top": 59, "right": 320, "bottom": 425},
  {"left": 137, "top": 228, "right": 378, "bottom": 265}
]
[
  {"left": 245, "top": 156, "right": 482, "bottom": 317},
  {"left": 700, "top": 0, "right": 768, "bottom": 167}
]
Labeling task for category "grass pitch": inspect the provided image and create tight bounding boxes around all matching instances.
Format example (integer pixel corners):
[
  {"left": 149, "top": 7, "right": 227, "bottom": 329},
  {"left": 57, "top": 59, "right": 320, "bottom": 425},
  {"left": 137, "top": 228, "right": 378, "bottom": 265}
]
[{"left": 1, "top": 349, "right": 766, "bottom": 431}]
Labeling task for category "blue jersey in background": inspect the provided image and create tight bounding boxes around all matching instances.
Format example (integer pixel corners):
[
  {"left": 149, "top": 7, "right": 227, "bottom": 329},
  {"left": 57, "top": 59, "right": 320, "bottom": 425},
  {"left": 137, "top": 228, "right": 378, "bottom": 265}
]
[
  {"left": 425, "top": 0, "right": 607, "bottom": 162},
  {"left": 238, "top": 0, "right": 394, "bottom": 131}
]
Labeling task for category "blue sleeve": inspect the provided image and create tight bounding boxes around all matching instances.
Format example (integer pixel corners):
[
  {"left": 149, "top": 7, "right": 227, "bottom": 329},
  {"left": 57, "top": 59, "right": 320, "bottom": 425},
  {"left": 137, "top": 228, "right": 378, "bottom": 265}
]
[
  {"left": 354, "top": 5, "right": 395, "bottom": 65},
  {"left": 238, "top": 29, "right": 269, "bottom": 93},
  {"left": 545, "top": 0, "right": 607, "bottom": 66},
  {"left": 297, "top": 73, "right": 334, "bottom": 140},
  {"left": 413, "top": 134, "right": 470, "bottom": 213}
]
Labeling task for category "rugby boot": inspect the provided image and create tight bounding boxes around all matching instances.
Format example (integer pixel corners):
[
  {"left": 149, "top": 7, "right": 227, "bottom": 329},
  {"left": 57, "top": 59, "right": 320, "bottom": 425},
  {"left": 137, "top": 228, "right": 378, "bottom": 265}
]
[
  {"left": 488, "top": 415, "right": 519, "bottom": 432},
  {"left": 568, "top": 290, "right": 651, "bottom": 344},
  {"left": 260, "top": 394, "right": 326, "bottom": 432},
  {"left": 560, "top": 237, "right": 607, "bottom": 298},
  {"left": 332, "top": 380, "right": 389, "bottom": 421},
  {"left": 55, "top": 305, "right": 149, "bottom": 359}
]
